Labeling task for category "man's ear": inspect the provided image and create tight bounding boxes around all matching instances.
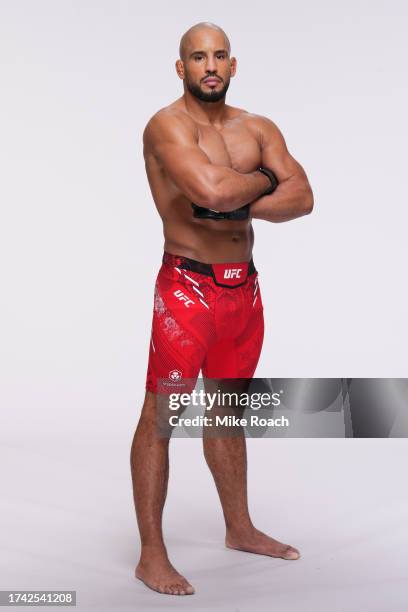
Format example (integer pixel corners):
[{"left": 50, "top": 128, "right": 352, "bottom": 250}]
[
  {"left": 175, "top": 59, "right": 185, "bottom": 80},
  {"left": 230, "top": 56, "right": 237, "bottom": 78}
]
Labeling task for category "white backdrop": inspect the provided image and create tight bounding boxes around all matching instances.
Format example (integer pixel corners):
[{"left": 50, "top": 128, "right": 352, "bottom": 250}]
[{"left": 1, "top": 1, "right": 407, "bottom": 610}]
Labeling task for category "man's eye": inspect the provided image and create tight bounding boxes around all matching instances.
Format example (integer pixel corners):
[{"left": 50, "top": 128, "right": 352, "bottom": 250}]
[
  {"left": 217, "top": 54, "right": 225, "bottom": 59},
  {"left": 194, "top": 56, "right": 203, "bottom": 61}
]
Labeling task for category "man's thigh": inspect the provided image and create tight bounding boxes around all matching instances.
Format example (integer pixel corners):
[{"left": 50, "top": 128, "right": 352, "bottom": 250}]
[{"left": 145, "top": 266, "right": 213, "bottom": 395}]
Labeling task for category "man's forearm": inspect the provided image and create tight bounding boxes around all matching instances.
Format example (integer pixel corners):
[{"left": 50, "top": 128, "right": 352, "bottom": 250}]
[
  {"left": 250, "top": 177, "right": 314, "bottom": 222},
  {"left": 205, "top": 167, "right": 271, "bottom": 212}
]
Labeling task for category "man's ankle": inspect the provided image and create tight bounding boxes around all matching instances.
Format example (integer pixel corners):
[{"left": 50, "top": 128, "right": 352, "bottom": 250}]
[
  {"left": 226, "top": 521, "right": 255, "bottom": 537},
  {"left": 139, "top": 542, "right": 168, "bottom": 559}
]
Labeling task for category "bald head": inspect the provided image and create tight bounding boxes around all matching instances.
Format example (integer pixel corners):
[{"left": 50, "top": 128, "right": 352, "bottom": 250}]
[
  {"left": 176, "top": 22, "right": 236, "bottom": 103},
  {"left": 179, "top": 22, "right": 231, "bottom": 61}
]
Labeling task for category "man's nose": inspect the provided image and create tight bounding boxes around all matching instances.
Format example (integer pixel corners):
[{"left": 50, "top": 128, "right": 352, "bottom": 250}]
[{"left": 205, "top": 56, "right": 217, "bottom": 72}]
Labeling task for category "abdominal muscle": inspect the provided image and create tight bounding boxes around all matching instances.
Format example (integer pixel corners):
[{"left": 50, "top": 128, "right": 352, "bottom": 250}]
[{"left": 163, "top": 214, "right": 254, "bottom": 264}]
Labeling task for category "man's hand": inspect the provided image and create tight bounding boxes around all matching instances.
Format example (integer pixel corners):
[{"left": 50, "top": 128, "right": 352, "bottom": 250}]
[
  {"left": 249, "top": 117, "right": 314, "bottom": 222},
  {"left": 191, "top": 202, "right": 250, "bottom": 220},
  {"left": 143, "top": 110, "right": 271, "bottom": 212}
]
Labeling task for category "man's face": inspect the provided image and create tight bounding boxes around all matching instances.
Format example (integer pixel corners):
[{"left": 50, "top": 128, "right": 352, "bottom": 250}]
[{"left": 180, "top": 30, "right": 236, "bottom": 103}]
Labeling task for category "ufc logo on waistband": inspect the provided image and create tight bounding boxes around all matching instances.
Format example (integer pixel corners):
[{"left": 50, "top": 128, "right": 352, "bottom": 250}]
[
  {"left": 224, "top": 268, "right": 242, "bottom": 279},
  {"left": 174, "top": 289, "right": 195, "bottom": 307}
]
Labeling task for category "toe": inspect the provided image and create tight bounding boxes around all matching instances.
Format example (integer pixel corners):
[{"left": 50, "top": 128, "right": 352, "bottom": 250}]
[
  {"left": 179, "top": 578, "right": 194, "bottom": 595},
  {"left": 284, "top": 546, "right": 300, "bottom": 559},
  {"left": 175, "top": 583, "right": 185, "bottom": 595}
]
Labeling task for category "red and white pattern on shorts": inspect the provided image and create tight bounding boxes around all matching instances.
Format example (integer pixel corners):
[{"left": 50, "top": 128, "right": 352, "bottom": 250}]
[{"left": 145, "top": 257, "right": 264, "bottom": 394}]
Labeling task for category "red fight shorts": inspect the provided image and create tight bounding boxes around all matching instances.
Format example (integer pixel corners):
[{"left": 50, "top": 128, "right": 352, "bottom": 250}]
[{"left": 145, "top": 252, "right": 264, "bottom": 394}]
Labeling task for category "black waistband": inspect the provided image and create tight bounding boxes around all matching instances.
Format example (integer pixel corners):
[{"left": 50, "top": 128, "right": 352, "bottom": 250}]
[{"left": 162, "top": 252, "right": 257, "bottom": 277}]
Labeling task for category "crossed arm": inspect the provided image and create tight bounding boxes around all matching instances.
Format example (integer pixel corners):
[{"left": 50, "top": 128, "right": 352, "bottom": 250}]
[
  {"left": 144, "top": 110, "right": 313, "bottom": 222},
  {"left": 250, "top": 116, "right": 313, "bottom": 222}
]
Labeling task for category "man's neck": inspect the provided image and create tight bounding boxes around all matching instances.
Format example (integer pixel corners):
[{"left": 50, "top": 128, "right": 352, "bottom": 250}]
[{"left": 182, "top": 90, "right": 228, "bottom": 126}]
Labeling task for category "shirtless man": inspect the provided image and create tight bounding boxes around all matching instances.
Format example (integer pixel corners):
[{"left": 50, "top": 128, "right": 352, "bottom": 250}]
[{"left": 130, "top": 22, "right": 314, "bottom": 596}]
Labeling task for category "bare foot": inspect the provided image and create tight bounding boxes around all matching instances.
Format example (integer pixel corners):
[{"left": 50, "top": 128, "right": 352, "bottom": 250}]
[
  {"left": 226, "top": 527, "right": 300, "bottom": 560},
  {"left": 135, "top": 551, "right": 195, "bottom": 595}
]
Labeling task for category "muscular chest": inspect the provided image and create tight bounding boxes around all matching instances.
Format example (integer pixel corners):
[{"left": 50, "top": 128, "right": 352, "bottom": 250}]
[{"left": 197, "top": 121, "right": 262, "bottom": 173}]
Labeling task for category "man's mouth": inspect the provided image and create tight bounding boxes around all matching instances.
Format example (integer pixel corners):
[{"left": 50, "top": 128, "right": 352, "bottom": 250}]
[{"left": 203, "top": 78, "right": 221, "bottom": 87}]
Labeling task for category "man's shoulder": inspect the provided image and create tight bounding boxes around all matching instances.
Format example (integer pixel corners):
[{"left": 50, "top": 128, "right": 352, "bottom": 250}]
[
  {"left": 227, "top": 107, "right": 279, "bottom": 134},
  {"left": 143, "top": 103, "right": 196, "bottom": 143},
  {"left": 234, "top": 109, "right": 277, "bottom": 128},
  {"left": 235, "top": 111, "right": 283, "bottom": 147}
]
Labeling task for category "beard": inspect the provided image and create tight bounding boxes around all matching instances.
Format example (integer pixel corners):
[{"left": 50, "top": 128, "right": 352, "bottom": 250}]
[{"left": 186, "top": 75, "right": 230, "bottom": 103}]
